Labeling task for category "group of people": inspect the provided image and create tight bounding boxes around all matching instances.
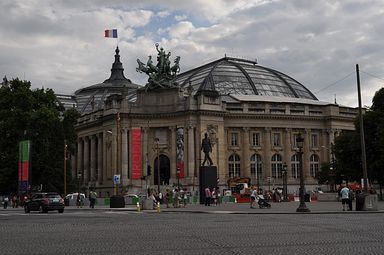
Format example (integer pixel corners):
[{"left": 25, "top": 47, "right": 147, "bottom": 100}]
[
  {"left": 149, "top": 187, "right": 190, "bottom": 209},
  {"left": 204, "top": 187, "right": 220, "bottom": 206},
  {"left": 2, "top": 194, "right": 28, "bottom": 209}
]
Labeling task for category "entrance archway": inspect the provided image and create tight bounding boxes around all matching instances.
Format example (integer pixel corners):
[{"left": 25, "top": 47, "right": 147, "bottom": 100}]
[{"left": 154, "top": 154, "right": 170, "bottom": 185}]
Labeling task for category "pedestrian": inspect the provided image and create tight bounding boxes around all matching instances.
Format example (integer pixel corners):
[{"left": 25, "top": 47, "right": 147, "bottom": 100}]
[
  {"left": 204, "top": 187, "right": 211, "bottom": 206},
  {"left": 173, "top": 188, "right": 179, "bottom": 208},
  {"left": 212, "top": 188, "right": 217, "bottom": 206},
  {"left": 3, "top": 196, "right": 9, "bottom": 209},
  {"left": 150, "top": 192, "right": 157, "bottom": 210},
  {"left": 250, "top": 188, "right": 257, "bottom": 208},
  {"left": 77, "top": 193, "right": 84, "bottom": 208},
  {"left": 165, "top": 189, "right": 171, "bottom": 208},
  {"left": 348, "top": 187, "right": 354, "bottom": 211},
  {"left": 340, "top": 185, "right": 350, "bottom": 211},
  {"left": 89, "top": 191, "right": 97, "bottom": 208},
  {"left": 12, "top": 195, "right": 18, "bottom": 208},
  {"left": 179, "top": 188, "right": 187, "bottom": 208}
]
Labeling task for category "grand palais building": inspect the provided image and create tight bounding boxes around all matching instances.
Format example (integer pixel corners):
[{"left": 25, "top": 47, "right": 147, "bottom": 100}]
[{"left": 60, "top": 46, "right": 356, "bottom": 197}]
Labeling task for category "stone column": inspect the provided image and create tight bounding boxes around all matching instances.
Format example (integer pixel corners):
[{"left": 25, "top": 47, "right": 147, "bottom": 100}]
[
  {"left": 111, "top": 129, "right": 117, "bottom": 177},
  {"left": 90, "top": 135, "right": 96, "bottom": 185},
  {"left": 263, "top": 128, "right": 271, "bottom": 185},
  {"left": 83, "top": 136, "right": 89, "bottom": 185},
  {"left": 242, "top": 128, "right": 251, "bottom": 177},
  {"left": 142, "top": 128, "right": 148, "bottom": 177},
  {"left": 187, "top": 125, "right": 195, "bottom": 178},
  {"left": 284, "top": 128, "right": 292, "bottom": 180},
  {"left": 97, "top": 133, "right": 103, "bottom": 185},
  {"left": 121, "top": 128, "right": 129, "bottom": 186},
  {"left": 170, "top": 126, "right": 177, "bottom": 179},
  {"left": 102, "top": 131, "right": 109, "bottom": 182},
  {"left": 303, "top": 129, "right": 310, "bottom": 179},
  {"left": 77, "top": 138, "right": 83, "bottom": 182}
]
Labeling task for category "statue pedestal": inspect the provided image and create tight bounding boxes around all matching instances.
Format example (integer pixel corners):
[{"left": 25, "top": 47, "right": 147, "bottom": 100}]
[{"left": 199, "top": 166, "right": 217, "bottom": 204}]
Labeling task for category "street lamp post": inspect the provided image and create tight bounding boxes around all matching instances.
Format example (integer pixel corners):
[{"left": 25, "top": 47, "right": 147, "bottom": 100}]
[
  {"left": 296, "top": 133, "right": 310, "bottom": 212},
  {"left": 282, "top": 163, "right": 288, "bottom": 202},
  {"left": 64, "top": 140, "right": 68, "bottom": 196},
  {"left": 77, "top": 172, "right": 82, "bottom": 207}
]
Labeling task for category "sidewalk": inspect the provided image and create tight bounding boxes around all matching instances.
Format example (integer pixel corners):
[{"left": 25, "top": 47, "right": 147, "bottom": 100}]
[{"left": 64, "top": 200, "right": 384, "bottom": 214}]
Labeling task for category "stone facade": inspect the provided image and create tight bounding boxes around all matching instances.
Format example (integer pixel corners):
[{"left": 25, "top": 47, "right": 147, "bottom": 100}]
[{"left": 74, "top": 86, "right": 356, "bottom": 196}]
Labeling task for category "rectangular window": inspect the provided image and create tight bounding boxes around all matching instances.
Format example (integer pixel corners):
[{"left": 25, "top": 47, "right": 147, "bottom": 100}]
[
  {"left": 273, "top": 133, "right": 281, "bottom": 147},
  {"left": 310, "top": 163, "right": 319, "bottom": 177},
  {"left": 311, "top": 133, "right": 318, "bottom": 148},
  {"left": 291, "top": 163, "right": 300, "bottom": 178},
  {"left": 292, "top": 133, "right": 300, "bottom": 148},
  {"left": 252, "top": 133, "right": 260, "bottom": 146},
  {"left": 231, "top": 132, "right": 238, "bottom": 146}
]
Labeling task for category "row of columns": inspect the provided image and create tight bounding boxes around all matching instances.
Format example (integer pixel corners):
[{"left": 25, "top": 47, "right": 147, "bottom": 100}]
[{"left": 75, "top": 125, "right": 198, "bottom": 188}]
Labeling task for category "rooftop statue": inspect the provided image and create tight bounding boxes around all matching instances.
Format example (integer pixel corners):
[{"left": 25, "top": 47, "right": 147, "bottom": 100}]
[{"left": 136, "top": 43, "right": 181, "bottom": 91}]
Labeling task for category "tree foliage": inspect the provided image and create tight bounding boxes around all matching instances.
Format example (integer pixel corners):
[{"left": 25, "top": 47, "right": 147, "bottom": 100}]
[
  {"left": 332, "top": 87, "right": 384, "bottom": 186},
  {"left": 0, "top": 78, "right": 80, "bottom": 195}
]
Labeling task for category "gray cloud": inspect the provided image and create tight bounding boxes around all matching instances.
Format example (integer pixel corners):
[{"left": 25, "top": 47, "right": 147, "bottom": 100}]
[{"left": 1, "top": 0, "right": 383, "bottom": 106}]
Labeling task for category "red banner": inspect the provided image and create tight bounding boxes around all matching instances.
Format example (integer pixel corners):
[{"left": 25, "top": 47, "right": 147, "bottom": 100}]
[{"left": 131, "top": 128, "right": 142, "bottom": 180}]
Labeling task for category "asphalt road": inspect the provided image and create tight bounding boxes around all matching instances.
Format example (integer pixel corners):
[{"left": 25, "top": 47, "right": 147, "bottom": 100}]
[{"left": 1, "top": 209, "right": 384, "bottom": 255}]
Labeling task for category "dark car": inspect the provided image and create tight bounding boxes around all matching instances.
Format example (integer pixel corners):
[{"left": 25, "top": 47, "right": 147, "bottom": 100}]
[{"left": 24, "top": 192, "right": 65, "bottom": 213}]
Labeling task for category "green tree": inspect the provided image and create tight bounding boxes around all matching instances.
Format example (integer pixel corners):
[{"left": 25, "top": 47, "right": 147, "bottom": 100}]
[
  {"left": 332, "top": 87, "right": 384, "bottom": 190},
  {"left": 0, "top": 78, "right": 79, "bottom": 195}
]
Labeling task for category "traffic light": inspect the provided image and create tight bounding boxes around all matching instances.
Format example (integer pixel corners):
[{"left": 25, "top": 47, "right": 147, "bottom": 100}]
[{"left": 147, "top": 165, "right": 152, "bottom": 176}]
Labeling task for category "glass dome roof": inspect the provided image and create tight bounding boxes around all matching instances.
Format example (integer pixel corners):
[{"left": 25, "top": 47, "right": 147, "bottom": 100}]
[{"left": 175, "top": 57, "right": 317, "bottom": 100}]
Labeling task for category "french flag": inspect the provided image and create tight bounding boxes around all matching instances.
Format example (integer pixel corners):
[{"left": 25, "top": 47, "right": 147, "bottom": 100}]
[{"left": 105, "top": 29, "right": 118, "bottom": 38}]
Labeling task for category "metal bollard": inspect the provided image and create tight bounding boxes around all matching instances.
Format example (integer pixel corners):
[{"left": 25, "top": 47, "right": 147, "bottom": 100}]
[
  {"left": 136, "top": 202, "right": 141, "bottom": 213},
  {"left": 156, "top": 202, "right": 161, "bottom": 213}
]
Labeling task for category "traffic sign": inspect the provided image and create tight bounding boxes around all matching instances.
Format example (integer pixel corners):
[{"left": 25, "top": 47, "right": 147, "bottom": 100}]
[{"left": 113, "top": 174, "right": 121, "bottom": 185}]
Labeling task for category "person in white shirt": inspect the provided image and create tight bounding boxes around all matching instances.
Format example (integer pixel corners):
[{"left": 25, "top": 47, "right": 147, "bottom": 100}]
[{"left": 340, "top": 185, "right": 350, "bottom": 211}]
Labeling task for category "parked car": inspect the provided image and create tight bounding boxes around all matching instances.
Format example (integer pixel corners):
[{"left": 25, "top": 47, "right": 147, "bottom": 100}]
[
  {"left": 64, "top": 193, "right": 88, "bottom": 206},
  {"left": 24, "top": 192, "right": 65, "bottom": 213}
]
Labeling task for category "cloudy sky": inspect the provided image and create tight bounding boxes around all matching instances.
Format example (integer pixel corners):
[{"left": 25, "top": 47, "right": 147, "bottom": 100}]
[{"left": 1, "top": 0, "right": 384, "bottom": 107}]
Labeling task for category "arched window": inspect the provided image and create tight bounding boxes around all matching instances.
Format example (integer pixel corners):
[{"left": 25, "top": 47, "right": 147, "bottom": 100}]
[
  {"left": 271, "top": 154, "right": 282, "bottom": 178},
  {"left": 310, "top": 154, "right": 320, "bottom": 178},
  {"left": 291, "top": 154, "right": 300, "bottom": 179},
  {"left": 228, "top": 154, "right": 241, "bottom": 178},
  {"left": 250, "top": 154, "right": 262, "bottom": 180}
]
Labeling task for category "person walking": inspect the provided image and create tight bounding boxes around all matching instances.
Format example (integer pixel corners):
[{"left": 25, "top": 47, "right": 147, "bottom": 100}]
[
  {"left": 204, "top": 187, "right": 211, "bottom": 206},
  {"left": 212, "top": 188, "right": 217, "bottom": 206},
  {"left": 3, "top": 196, "right": 9, "bottom": 209},
  {"left": 165, "top": 189, "right": 171, "bottom": 208},
  {"left": 340, "top": 185, "right": 350, "bottom": 211},
  {"left": 250, "top": 188, "right": 257, "bottom": 208},
  {"left": 348, "top": 188, "right": 354, "bottom": 211},
  {"left": 89, "top": 191, "right": 97, "bottom": 208}
]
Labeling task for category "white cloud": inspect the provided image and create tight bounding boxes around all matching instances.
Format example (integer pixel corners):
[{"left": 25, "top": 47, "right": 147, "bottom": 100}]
[
  {"left": 174, "top": 14, "right": 187, "bottom": 21},
  {"left": 157, "top": 10, "right": 170, "bottom": 18}
]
